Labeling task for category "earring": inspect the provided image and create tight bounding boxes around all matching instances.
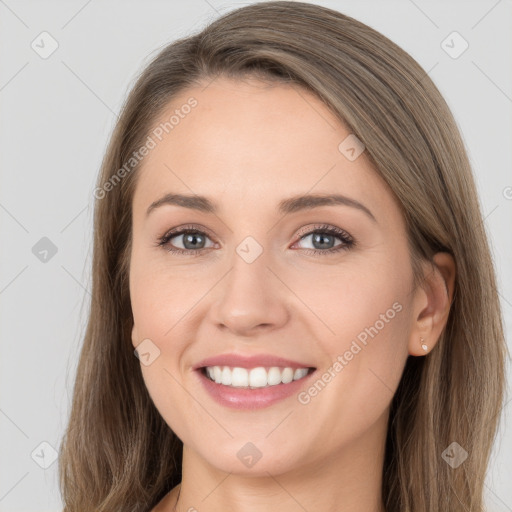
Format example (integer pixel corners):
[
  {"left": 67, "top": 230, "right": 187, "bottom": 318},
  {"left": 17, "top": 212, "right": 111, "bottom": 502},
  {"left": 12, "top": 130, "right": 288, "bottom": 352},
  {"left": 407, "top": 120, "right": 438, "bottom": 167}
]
[{"left": 420, "top": 337, "right": 428, "bottom": 351}]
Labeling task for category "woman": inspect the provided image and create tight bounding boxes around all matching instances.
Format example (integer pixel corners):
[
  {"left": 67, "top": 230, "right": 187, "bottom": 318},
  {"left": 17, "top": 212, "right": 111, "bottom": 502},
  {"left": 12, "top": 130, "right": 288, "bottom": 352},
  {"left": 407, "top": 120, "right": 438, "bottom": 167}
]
[{"left": 58, "top": 2, "right": 507, "bottom": 511}]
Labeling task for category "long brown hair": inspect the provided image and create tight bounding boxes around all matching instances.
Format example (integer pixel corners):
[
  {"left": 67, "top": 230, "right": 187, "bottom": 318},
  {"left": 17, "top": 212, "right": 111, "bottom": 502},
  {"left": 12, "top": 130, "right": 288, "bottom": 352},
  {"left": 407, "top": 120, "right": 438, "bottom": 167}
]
[{"left": 58, "top": 2, "right": 508, "bottom": 510}]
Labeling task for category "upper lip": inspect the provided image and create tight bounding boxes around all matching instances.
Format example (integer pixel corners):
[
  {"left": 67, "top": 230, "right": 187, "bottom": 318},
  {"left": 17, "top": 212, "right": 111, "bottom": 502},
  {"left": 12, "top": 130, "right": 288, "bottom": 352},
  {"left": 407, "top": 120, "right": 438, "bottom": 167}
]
[{"left": 193, "top": 353, "right": 316, "bottom": 370}]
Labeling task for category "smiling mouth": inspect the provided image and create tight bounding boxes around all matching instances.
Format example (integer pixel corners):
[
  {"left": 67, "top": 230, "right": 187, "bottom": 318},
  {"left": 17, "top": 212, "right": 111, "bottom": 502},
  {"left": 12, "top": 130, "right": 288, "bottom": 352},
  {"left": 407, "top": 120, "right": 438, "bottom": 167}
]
[{"left": 200, "top": 365, "right": 316, "bottom": 389}]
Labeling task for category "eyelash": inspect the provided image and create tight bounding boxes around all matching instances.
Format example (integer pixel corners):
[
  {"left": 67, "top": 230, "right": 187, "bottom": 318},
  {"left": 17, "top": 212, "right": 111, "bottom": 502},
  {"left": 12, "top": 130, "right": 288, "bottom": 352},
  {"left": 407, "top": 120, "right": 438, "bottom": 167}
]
[{"left": 156, "top": 223, "right": 355, "bottom": 257}]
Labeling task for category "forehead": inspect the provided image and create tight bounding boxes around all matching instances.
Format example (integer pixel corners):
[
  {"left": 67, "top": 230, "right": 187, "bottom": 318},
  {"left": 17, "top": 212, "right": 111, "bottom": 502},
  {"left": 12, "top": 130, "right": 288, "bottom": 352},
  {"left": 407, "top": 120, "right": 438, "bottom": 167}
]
[{"left": 132, "top": 76, "right": 397, "bottom": 220}]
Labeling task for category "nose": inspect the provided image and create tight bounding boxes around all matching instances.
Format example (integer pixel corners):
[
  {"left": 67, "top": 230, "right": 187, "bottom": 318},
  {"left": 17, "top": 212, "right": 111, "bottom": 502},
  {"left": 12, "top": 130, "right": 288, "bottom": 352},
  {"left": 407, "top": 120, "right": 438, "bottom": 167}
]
[{"left": 207, "top": 250, "right": 290, "bottom": 337}]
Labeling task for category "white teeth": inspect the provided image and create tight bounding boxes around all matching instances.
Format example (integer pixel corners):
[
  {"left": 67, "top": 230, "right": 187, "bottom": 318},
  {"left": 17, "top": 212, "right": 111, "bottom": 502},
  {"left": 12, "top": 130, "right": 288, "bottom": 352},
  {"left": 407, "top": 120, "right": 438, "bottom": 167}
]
[
  {"left": 231, "top": 367, "right": 248, "bottom": 387},
  {"left": 267, "top": 367, "right": 282, "bottom": 386},
  {"left": 249, "top": 367, "right": 267, "bottom": 388},
  {"left": 203, "top": 365, "right": 311, "bottom": 388},
  {"left": 294, "top": 368, "right": 308, "bottom": 380},
  {"left": 281, "top": 367, "right": 294, "bottom": 384},
  {"left": 221, "top": 367, "right": 232, "bottom": 386}
]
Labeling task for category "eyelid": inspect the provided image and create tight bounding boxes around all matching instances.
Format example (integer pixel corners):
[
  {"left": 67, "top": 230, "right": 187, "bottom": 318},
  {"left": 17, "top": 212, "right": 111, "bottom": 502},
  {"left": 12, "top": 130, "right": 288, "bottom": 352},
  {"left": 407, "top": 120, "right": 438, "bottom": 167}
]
[
  {"left": 160, "top": 223, "right": 216, "bottom": 240},
  {"left": 294, "top": 223, "right": 353, "bottom": 242}
]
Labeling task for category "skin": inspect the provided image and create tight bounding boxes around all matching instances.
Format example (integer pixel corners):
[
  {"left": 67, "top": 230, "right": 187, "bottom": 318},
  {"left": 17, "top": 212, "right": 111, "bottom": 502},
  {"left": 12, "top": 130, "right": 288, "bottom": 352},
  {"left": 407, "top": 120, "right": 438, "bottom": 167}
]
[{"left": 129, "top": 76, "right": 456, "bottom": 512}]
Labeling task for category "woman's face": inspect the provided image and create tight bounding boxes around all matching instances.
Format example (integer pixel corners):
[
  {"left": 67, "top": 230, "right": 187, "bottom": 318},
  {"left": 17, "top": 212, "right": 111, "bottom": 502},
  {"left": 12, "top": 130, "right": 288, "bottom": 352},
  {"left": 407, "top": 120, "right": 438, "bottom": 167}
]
[{"left": 129, "top": 76, "right": 420, "bottom": 475}]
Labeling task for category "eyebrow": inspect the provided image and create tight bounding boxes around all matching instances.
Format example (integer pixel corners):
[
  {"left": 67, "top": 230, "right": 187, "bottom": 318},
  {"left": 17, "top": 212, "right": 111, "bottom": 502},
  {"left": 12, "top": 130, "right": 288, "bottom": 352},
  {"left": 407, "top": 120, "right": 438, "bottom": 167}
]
[{"left": 146, "top": 192, "right": 377, "bottom": 223}]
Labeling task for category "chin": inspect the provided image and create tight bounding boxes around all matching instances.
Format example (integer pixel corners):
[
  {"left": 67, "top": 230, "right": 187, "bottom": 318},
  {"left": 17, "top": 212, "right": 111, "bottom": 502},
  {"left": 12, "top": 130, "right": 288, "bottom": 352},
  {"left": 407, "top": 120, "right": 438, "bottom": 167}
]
[{"left": 190, "top": 437, "right": 308, "bottom": 477}]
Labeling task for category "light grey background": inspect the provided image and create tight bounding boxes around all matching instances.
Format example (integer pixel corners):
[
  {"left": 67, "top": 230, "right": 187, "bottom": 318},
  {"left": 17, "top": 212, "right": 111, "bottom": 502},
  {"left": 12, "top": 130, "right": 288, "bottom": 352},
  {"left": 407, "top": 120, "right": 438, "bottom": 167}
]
[{"left": 1, "top": 1, "right": 511, "bottom": 511}]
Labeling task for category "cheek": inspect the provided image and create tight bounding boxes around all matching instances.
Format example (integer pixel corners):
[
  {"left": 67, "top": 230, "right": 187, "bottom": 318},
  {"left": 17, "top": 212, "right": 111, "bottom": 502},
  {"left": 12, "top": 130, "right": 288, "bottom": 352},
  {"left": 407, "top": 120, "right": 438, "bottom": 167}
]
[
  {"left": 327, "top": 280, "right": 408, "bottom": 357},
  {"left": 299, "top": 294, "right": 409, "bottom": 448},
  {"left": 304, "top": 254, "right": 411, "bottom": 412},
  {"left": 293, "top": 255, "right": 408, "bottom": 351},
  {"left": 129, "top": 252, "right": 202, "bottom": 347},
  {"left": 130, "top": 265, "right": 202, "bottom": 430}
]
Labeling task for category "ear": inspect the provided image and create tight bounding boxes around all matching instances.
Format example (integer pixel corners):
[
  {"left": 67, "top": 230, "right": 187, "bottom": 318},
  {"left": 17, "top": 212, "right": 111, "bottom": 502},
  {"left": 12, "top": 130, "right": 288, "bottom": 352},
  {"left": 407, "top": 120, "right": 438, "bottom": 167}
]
[
  {"left": 131, "top": 322, "right": 139, "bottom": 349},
  {"left": 408, "top": 252, "right": 456, "bottom": 356}
]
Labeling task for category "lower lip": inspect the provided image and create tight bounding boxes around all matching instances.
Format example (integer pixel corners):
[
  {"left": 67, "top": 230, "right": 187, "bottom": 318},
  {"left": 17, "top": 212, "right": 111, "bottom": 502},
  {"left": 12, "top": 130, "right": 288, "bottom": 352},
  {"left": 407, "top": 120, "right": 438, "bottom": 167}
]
[{"left": 196, "top": 369, "right": 316, "bottom": 409}]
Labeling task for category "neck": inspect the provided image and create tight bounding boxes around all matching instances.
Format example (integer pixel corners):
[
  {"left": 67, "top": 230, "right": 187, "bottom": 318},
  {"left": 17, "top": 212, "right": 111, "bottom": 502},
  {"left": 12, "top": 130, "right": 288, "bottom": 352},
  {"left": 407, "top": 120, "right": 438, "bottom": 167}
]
[{"left": 171, "top": 410, "right": 388, "bottom": 512}]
